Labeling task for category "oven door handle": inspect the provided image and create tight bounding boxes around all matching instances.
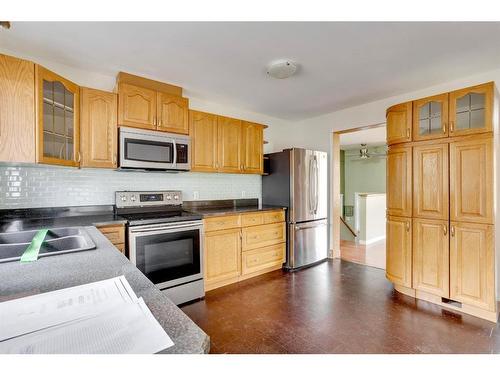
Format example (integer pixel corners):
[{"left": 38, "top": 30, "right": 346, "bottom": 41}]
[
  {"left": 129, "top": 221, "right": 203, "bottom": 234},
  {"left": 172, "top": 138, "right": 177, "bottom": 168}
]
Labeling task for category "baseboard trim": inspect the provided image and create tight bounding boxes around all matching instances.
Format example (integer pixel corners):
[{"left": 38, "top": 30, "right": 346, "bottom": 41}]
[{"left": 359, "top": 236, "right": 386, "bottom": 245}]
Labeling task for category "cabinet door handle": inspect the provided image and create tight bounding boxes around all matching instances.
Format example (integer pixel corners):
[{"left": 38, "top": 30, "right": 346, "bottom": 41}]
[
  {"left": 443, "top": 122, "right": 447, "bottom": 134},
  {"left": 451, "top": 225, "right": 455, "bottom": 237},
  {"left": 450, "top": 121, "right": 454, "bottom": 133},
  {"left": 112, "top": 153, "right": 117, "bottom": 166},
  {"left": 158, "top": 117, "right": 162, "bottom": 127},
  {"left": 76, "top": 151, "right": 81, "bottom": 163},
  {"left": 406, "top": 128, "right": 410, "bottom": 139},
  {"left": 153, "top": 117, "right": 157, "bottom": 126},
  {"left": 406, "top": 221, "right": 410, "bottom": 232},
  {"left": 443, "top": 224, "right": 447, "bottom": 236}
]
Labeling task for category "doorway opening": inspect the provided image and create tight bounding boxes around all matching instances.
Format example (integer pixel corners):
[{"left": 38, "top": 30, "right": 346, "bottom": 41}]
[{"left": 332, "top": 124, "right": 387, "bottom": 269}]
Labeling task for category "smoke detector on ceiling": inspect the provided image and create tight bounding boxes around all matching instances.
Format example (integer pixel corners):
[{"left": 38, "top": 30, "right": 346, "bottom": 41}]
[{"left": 266, "top": 60, "right": 298, "bottom": 79}]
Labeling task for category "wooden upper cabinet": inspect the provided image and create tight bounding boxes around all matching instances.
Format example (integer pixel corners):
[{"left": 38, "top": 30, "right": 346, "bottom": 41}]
[
  {"left": 450, "top": 222, "right": 495, "bottom": 311},
  {"left": 386, "top": 102, "right": 412, "bottom": 145},
  {"left": 157, "top": 92, "right": 189, "bottom": 134},
  {"left": 35, "top": 65, "right": 80, "bottom": 167},
  {"left": 449, "top": 82, "right": 493, "bottom": 137},
  {"left": 241, "top": 121, "right": 264, "bottom": 174},
  {"left": 413, "top": 143, "right": 449, "bottom": 220},
  {"left": 412, "top": 218, "right": 449, "bottom": 298},
  {"left": 387, "top": 145, "right": 412, "bottom": 217},
  {"left": 80, "top": 88, "right": 118, "bottom": 168},
  {"left": 386, "top": 216, "right": 412, "bottom": 288},
  {"left": 117, "top": 83, "right": 156, "bottom": 130},
  {"left": 412, "top": 93, "right": 449, "bottom": 141},
  {"left": 217, "top": 116, "right": 242, "bottom": 173},
  {"left": 0, "top": 54, "right": 35, "bottom": 163},
  {"left": 190, "top": 110, "right": 218, "bottom": 172},
  {"left": 450, "top": 137, "right": 493, "bottom": 224}
]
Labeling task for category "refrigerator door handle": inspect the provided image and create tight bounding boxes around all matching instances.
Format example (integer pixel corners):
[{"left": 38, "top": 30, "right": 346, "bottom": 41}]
[
  {"left": 308, "top": 157, "right": 314, "bottom": 214},
  {"left": 314, "top": 157, "right": 319, "bottom": 214},
  {"left": 295, "top": 221, "right": 327, "bottom": 231}
]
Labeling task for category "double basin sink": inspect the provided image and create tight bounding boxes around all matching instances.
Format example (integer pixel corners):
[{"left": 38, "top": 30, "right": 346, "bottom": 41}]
[{"left": 0, "top": 227, "right": 96, "bottom": 263}]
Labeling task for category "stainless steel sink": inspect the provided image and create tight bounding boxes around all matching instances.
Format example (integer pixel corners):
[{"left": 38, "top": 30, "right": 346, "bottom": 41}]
[{"left": 0, "top": 227, "right": 96, "bottom": 263}]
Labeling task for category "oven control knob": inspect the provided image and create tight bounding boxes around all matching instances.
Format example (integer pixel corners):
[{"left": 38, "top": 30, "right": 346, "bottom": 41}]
[
  {"left": 130, "top": 195, "right": 136, "bottom": 202},
  {"left": 120, "top": 195, "right": 127, "bottom": 202},
  {"left": 166, "top": 195, "right": 172, "bottom": 200},
  {"left": 173, "top": 195, "right": 179, "bottom": 200}
]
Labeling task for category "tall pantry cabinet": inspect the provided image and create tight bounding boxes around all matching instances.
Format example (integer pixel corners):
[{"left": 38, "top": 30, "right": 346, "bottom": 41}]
[{"left": 386, "top": 82, "right": 498, "bottom": 322}]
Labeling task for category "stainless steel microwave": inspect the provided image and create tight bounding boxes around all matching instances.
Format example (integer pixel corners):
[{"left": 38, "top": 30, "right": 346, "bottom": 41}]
[{"left": 119, "top": 126, "right": 190, "bottom": 171}]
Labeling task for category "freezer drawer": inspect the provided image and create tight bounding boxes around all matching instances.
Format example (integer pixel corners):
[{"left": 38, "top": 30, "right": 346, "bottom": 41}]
[{"left": 287, "top": 219, "right": 328, "bottom": 269}]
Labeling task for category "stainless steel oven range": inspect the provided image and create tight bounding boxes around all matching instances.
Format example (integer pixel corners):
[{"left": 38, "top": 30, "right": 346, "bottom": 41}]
[{"left": 116, "top": 190, "right": 204, "bottom": 305}]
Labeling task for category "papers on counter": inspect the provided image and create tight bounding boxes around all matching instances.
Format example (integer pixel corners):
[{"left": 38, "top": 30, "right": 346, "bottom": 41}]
[{"left": 0, "top": 276, "right": 174, "bottom": 354}]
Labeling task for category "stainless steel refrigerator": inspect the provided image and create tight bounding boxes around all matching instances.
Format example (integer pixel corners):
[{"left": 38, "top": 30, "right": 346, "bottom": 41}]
[{"left": 262, "top": 148, "right": 328, "bottom": 270}]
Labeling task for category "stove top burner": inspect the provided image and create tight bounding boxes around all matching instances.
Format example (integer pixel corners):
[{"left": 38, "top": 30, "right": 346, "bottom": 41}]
[{"left": 118, "top": 209, "right": 202, "bottom": 226}]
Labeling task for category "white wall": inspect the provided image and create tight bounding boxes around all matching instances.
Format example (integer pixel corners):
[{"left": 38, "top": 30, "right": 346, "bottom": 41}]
[
  {"left": 358, "top": 194, "right": 386, "bottom": 245},
  {"left": 343, "top": 146, "right": 386, "bottom": 206}
]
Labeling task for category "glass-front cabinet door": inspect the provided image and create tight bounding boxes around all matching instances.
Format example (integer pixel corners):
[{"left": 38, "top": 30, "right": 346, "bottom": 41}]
[
  {"left": 412, "top": 93, "right": 449, "bottom": 141},
  {"left": 36, "top": 65, "right": 80, "bottom": 166},
  {"left": 449, "top": 82, "right": 493, "bottom": 137}
]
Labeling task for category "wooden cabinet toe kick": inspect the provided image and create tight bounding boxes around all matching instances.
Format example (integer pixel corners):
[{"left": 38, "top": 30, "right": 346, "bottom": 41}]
[{"left": 393, "top": 284, "right": 499, "bottom": 323}]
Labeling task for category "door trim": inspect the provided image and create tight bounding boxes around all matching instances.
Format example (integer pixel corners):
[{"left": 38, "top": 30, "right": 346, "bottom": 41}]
[{"left": 332, "top": 123, "right": 386, "bottom": 258}]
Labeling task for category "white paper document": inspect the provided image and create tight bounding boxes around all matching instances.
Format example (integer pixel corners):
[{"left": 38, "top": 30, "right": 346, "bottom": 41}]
[{"left": 0, "top": 276, "right": 174, "bottom": 354}]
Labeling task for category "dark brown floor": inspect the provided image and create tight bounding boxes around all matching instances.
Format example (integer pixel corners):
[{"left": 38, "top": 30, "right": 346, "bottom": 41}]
[{"left": 181, "top": 259, "right": 500, "bottom": 354}]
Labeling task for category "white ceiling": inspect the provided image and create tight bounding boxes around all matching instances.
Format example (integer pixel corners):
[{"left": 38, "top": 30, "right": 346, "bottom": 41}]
[
  {"left": 2, "top": 22, "right": 500, "bottom": 120},
  {"left": 340, "top": 126, "right": 386, "bottom": 148}
]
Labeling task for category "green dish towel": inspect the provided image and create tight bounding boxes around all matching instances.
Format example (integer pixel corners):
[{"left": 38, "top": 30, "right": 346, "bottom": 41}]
[{"left": 20, "top": 229, "right": 49, "bottom": 263}]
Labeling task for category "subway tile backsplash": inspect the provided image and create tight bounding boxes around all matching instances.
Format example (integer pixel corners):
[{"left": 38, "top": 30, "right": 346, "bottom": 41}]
[{"left": 0, "top": 165, "right": 261, "bottom": 209}]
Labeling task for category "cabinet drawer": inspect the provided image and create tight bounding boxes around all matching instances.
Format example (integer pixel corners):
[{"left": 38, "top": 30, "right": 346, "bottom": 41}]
[
  {"left": 241, "top": 212, "right": 264, "bottom": 227},
  {"left": 263, "top": 210, "right": 285, "bottom": 224},
  {"left": 241, "top": 243, "right": 285, "bottom": 275},
  {"left": 97, "top": 225, "right": 125, "bottom": 244},
  {"left": 242, "top": 222, "right": 286, "bottom": 251},
  {"left": 204, "top": 215, "right": 241, "bottom": 232}
]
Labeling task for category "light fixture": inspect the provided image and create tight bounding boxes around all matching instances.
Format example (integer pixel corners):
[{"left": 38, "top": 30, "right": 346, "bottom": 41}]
[
  {"left": 359, "top": 144, "right": 370, "bottom": 159},
  {"left": 266, "top": 60, "right": 298, "bottom": 79}
]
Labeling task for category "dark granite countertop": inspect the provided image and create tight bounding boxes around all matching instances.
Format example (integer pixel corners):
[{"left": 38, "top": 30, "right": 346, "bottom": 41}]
[
  {"left": 0, "top": 201, "right": 288, "bottom": 229},
  {"left": 183, "top": 198, "right": 286, "bottom": 218},
  {"left": 190, "top": 205, "right": 286, "bottom": 217},
  {"left": 0, "top": 226, "right": 210, "bottom": 354},
  {"left": 0, "top": 206, "right": 127, "bottom": 233}
]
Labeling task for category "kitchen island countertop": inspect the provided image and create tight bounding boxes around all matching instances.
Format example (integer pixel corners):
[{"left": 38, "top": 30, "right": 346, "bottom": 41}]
[{"left": 0, "top": 226, "right": 210, "bottom": 354}]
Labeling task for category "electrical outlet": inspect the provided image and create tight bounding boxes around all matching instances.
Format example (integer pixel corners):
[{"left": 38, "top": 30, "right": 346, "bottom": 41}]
[{"left": 193, "top": 191, "right": 199, "bottom": 200}]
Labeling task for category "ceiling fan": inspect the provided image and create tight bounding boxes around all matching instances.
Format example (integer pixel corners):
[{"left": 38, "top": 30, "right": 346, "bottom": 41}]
[{"left": 347, "top": 144, "right": 387, "bottom": 160}]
